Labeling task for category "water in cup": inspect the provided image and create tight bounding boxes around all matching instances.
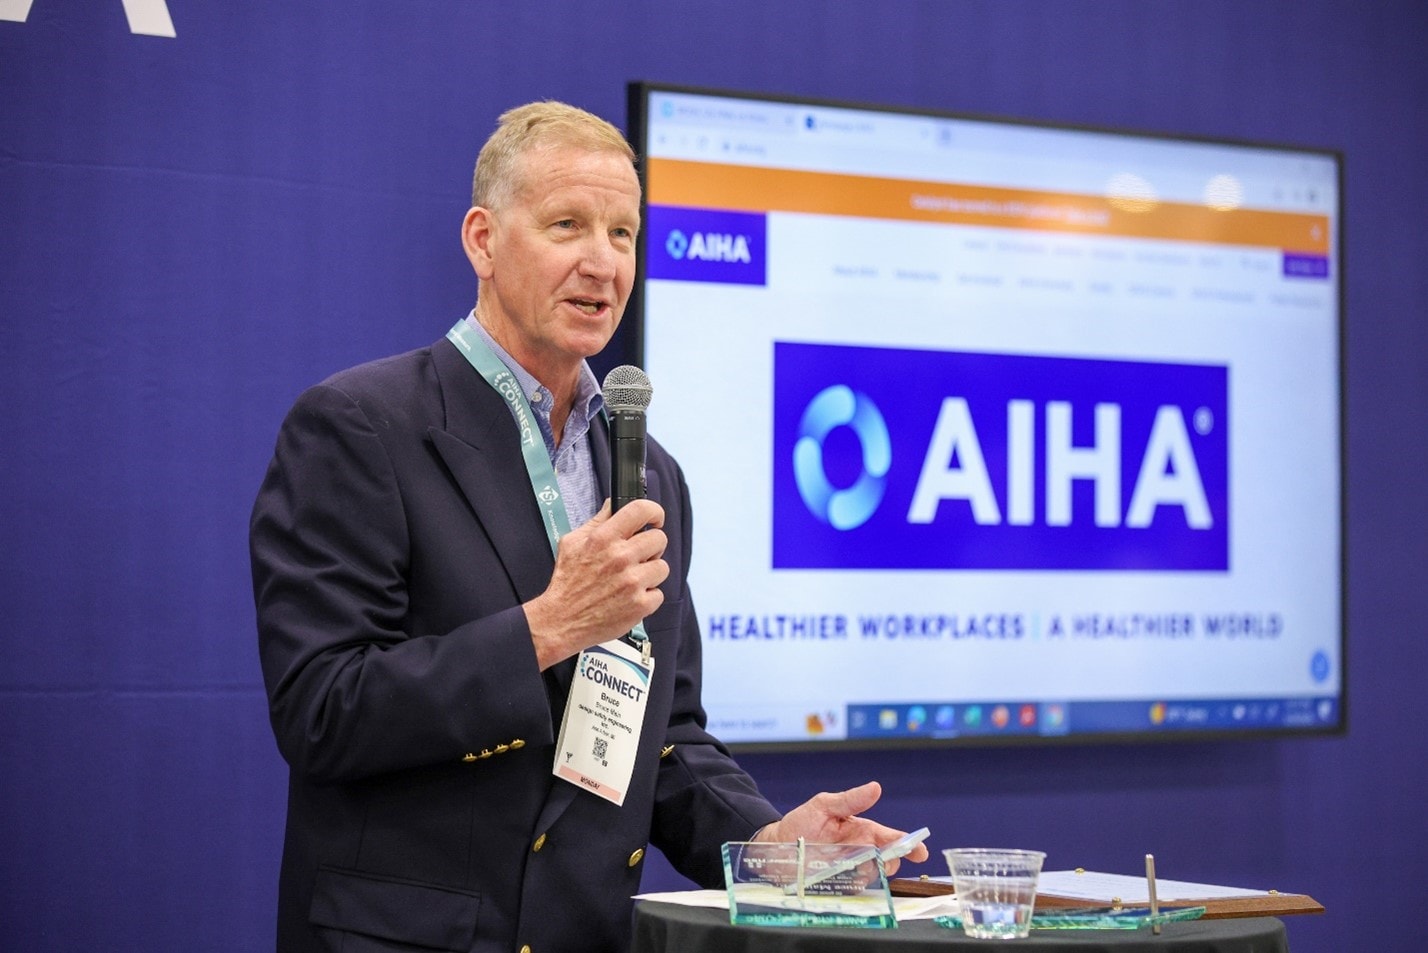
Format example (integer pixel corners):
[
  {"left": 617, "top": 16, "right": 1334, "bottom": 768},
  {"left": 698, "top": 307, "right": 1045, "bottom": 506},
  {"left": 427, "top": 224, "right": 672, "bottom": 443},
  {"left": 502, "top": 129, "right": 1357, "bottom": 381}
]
[{"left": 945, "top": 848, "right": 1046, "bottom": 940}]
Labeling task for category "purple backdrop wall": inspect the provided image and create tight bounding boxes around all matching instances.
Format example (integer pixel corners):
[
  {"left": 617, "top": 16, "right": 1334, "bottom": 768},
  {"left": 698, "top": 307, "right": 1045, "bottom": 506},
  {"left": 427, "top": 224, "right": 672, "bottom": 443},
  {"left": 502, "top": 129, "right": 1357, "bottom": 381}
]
[{"left": 3, "top": 2, "right": 1424, "bottom": 951}]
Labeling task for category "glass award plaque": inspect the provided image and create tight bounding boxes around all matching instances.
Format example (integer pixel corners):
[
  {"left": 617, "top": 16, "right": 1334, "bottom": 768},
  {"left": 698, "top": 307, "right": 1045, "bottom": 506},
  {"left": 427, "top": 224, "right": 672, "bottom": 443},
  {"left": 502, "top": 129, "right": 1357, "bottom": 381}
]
[
  {"left": 936, "top": 905, "right": 1207, "bottom": 931},
  {"left": 721, "top": 841, "right": 897, "bottom": 928}
]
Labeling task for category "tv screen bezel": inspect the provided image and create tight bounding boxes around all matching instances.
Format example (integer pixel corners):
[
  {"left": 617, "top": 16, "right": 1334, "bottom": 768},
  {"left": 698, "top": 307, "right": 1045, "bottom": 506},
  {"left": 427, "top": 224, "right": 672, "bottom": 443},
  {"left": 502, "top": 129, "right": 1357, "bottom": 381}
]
[{"left": 624, "top": 80, "right": 1347, "bottom": 752}]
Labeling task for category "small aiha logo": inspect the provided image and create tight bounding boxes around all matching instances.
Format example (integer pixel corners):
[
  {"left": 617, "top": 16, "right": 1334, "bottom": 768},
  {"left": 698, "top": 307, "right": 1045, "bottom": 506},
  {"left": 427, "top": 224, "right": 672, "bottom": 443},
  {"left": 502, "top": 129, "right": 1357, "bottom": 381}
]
[{"left": 1, "top": 0, "right": 176, "bottom": 37}]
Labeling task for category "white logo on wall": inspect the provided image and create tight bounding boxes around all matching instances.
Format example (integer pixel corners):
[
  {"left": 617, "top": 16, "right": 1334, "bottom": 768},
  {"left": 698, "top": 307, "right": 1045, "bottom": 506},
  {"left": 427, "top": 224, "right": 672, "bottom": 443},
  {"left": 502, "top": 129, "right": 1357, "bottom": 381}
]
[{"left": 0, "top": 0, "right": 176, "bottom": 37}]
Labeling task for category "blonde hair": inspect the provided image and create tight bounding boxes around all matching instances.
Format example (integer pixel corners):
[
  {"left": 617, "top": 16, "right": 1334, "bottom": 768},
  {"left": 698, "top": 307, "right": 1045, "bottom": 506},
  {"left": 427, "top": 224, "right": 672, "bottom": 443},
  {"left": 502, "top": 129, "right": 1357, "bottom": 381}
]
[{"left": 471, "top": 101, "right": 636, "bottom": 210}]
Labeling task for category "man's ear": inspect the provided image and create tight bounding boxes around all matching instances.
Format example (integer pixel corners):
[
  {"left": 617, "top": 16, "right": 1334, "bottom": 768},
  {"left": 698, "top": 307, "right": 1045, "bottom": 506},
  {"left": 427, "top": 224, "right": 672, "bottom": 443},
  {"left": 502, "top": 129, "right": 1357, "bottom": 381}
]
[{"left": 461, "top": 207, "right": 496, "bottom": 279}]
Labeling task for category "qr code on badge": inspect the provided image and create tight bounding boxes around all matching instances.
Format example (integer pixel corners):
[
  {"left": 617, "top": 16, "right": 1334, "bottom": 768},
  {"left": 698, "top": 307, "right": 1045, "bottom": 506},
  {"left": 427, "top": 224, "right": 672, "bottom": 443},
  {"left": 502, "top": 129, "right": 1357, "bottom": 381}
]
[{"left": 592, "top": 737, "right": 609, "bottom": 762}]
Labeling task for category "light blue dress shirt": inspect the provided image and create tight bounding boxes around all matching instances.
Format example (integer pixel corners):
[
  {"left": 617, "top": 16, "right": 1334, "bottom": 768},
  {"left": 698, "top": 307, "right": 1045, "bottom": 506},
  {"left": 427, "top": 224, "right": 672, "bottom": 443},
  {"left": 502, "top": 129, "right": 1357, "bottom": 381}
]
[{"left": 463, "top": 313, "right": 605, "bottom": 527}]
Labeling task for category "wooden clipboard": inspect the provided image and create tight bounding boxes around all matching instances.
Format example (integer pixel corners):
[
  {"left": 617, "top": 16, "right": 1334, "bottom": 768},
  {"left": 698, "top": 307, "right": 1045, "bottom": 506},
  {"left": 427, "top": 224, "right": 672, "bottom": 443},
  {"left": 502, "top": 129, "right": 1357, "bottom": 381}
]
[{"left": 890, "top": 877, "right": 1324, "bottom": 919}]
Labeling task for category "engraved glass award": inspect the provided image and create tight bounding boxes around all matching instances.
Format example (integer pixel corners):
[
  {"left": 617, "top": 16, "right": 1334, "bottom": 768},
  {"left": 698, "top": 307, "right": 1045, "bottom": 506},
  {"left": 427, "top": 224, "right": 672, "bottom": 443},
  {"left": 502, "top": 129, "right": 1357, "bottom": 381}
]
[{"left": 721, "top": 840, "right": 897, "bottom": 928}]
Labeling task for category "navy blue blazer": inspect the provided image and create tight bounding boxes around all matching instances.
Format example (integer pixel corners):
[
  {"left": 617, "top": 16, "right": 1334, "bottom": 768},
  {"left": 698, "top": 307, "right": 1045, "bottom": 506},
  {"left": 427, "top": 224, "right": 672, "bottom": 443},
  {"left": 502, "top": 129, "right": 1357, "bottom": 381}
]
[{"left": 251, "top": 335, "right": 780, "bottom": 953}]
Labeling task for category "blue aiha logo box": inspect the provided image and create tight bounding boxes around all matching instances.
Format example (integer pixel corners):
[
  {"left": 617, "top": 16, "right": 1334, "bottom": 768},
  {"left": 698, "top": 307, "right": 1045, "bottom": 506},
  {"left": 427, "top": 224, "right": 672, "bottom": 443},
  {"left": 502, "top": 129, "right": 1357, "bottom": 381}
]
[
  {"left": 645, "top": 205, "right": 768, "bottom": 286},
  {"left": 772, "top": 342, "right": 1230, "bottom": 571}
]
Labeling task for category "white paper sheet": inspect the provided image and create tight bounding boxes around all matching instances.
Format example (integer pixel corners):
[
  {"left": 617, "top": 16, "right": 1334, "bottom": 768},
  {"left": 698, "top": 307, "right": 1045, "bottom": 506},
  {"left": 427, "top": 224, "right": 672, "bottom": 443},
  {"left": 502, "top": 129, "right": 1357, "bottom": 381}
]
[{"left": 921, "top": 870, "right": 1273, "bottom": 903}]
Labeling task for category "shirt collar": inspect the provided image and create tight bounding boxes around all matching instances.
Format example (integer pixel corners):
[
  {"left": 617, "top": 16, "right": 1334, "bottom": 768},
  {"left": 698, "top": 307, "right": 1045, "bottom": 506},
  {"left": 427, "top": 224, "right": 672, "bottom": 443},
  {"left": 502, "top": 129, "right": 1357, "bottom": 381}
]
[{"left": 462, "top": 311, "right": 605, "bottom": 427}]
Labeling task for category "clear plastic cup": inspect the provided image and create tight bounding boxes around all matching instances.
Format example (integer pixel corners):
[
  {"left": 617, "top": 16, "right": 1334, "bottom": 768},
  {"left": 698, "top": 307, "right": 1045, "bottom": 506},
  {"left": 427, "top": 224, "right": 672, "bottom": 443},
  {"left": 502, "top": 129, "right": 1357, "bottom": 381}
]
[{"left": 944, "top": 848, "right": 1046, "bottom": 939}]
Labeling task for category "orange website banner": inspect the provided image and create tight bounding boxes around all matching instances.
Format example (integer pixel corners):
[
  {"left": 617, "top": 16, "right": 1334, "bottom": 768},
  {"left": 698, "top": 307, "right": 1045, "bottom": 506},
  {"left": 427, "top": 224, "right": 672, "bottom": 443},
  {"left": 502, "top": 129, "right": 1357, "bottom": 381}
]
[{"left": 648, "top": 159, "right": 1330, "bottom": 254}]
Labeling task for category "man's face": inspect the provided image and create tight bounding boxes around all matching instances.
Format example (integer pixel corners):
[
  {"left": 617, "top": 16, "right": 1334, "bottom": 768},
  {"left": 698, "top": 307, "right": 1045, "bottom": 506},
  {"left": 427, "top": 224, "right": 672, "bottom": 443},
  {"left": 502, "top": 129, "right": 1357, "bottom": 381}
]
[{"left": 467, "top": 145, "right": 641, "bottom": 384}]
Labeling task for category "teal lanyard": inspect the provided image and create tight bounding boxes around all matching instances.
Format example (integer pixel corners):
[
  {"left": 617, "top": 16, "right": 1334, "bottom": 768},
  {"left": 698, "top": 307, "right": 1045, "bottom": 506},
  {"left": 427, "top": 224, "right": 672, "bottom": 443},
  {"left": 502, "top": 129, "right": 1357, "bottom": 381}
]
[
  {"left": 447, "top": 319, "right": 572, "bottom": 549},
  {"left": 446, "top": 319, "right": 650, "bottom": 657}
]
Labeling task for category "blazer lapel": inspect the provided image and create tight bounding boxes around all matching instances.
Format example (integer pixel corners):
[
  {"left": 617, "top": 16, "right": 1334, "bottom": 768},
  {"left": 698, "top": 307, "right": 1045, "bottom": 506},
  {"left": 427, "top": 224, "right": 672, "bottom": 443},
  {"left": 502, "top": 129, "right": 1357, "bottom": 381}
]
[{"left": 427, "top": 337, "right": 555, "bottom": 604}]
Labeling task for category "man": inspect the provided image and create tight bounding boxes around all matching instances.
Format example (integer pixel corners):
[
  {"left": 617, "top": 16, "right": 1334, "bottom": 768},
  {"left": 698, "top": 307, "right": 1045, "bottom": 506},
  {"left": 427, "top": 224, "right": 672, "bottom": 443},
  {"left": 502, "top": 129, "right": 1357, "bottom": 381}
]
[{"left": 251, "top": 101, "right": 926, "bottom": 953}]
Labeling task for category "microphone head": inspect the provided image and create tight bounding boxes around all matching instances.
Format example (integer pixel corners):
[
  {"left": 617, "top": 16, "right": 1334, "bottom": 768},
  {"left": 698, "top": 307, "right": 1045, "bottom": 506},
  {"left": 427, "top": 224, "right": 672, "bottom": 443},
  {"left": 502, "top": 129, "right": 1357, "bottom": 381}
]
[{"left": 602, "top": 365, "right": 653, "bottom": 413}]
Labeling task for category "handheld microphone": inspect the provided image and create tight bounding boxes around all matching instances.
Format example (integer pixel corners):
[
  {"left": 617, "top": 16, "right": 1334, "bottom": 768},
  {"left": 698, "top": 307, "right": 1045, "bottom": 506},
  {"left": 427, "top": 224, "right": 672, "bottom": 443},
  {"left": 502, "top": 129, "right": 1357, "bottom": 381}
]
[{"left": 602, "top": 365, "right": 653, "bottom": 512}]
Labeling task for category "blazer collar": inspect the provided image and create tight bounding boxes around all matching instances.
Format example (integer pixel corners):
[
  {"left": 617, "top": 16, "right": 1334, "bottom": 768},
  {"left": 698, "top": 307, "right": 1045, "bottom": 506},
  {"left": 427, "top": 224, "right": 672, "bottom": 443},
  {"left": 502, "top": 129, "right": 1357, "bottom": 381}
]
[{"left": 427, "top": 336, "right": 557, "bottom": 604}]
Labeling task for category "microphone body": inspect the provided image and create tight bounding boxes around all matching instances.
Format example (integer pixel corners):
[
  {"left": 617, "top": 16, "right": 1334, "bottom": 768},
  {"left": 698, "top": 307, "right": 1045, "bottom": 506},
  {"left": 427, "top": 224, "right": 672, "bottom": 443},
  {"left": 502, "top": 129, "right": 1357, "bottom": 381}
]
[
  {"left": 609, "top": 408, "right": 647, "bottom": 512},
  {"left": 602, "top": 366, "right": 653, "bottom": 512}
]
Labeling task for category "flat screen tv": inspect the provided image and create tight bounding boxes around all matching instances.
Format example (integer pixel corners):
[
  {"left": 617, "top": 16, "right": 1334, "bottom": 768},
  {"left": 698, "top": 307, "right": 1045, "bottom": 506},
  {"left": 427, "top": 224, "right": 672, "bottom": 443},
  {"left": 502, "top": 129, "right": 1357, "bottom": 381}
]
[{"left": 625, "top": 82, "right": 1344, "bottom": 749}]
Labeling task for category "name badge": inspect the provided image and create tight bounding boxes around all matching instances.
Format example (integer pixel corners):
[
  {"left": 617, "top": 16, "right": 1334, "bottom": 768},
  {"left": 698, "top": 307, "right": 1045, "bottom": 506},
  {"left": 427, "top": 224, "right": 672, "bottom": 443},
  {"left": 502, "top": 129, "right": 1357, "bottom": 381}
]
[{"left": 553, "top": 639, "right": 653, "bottom": 806}]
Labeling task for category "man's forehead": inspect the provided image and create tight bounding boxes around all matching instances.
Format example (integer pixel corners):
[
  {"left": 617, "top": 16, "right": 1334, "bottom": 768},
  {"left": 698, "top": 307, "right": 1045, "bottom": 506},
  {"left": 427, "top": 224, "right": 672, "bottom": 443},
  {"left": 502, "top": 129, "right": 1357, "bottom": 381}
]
[
  {"left": 518, "top": 142, "right": 637, "bottom": 182},
  {"left": 518, "top": 157, "right": 641, "bottom": 211}
]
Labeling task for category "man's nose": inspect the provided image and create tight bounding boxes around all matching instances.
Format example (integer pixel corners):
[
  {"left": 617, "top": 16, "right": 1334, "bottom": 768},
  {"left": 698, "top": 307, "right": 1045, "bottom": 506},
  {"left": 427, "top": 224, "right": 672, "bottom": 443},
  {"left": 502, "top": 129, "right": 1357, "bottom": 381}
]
[{"left": 579, "top": 236, "right": 620, "bottom": 281}]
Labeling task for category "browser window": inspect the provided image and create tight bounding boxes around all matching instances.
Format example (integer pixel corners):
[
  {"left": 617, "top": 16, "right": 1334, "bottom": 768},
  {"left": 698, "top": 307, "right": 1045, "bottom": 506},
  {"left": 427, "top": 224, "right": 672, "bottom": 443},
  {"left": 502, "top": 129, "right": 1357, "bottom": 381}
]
[{"left": 632, "top": 85, "right": 1342, "bottom": 746}]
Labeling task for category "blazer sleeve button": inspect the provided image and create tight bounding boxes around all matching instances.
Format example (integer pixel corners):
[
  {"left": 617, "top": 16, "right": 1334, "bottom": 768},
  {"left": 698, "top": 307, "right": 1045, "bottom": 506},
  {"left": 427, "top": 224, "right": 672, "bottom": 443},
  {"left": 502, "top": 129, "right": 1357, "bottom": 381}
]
[{"left": 533, "top": 833, "right": 547, "bottom": 853}]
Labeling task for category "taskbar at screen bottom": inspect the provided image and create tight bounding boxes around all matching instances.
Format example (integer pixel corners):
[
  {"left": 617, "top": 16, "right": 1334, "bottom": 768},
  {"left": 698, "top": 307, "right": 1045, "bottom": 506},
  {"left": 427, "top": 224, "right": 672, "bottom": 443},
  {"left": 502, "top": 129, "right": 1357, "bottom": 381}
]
[{"left": 844, "top": 696, "right": 1341, "bottom": 741}]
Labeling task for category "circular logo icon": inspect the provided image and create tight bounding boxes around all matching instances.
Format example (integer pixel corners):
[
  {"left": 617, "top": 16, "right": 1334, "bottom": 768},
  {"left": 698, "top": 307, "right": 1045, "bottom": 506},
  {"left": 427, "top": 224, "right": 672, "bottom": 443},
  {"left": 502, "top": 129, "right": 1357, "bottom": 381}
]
[
  {"left": 1310, "top": 650, "right": 1331, "bottom": 683},
  {"left": 665, "top": 230, "right": 689, "bottom": 260},
  {"left": 907, "top": 705, "right": 927, "bottom": 732},
  {"left": 793, "top": 385, "right": 890, "bottom": 530}
]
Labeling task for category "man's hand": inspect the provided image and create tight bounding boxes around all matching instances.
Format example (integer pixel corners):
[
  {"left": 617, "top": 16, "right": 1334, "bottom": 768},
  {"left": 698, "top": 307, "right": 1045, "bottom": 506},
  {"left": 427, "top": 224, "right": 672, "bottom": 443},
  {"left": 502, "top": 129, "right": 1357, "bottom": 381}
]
[
  {"left": 753, "top": 781, "right": 930, "bottom": 877},
  {"left": 526, "top": 499, "right": 669, "bottom": 669}
]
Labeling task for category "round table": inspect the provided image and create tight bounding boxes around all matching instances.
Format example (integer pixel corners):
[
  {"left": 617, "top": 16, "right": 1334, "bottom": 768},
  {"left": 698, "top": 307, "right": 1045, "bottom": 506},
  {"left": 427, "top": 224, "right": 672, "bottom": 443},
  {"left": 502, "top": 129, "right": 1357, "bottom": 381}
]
[{"left": 631, "top": 901, "right": 1289, "bottom": 953}]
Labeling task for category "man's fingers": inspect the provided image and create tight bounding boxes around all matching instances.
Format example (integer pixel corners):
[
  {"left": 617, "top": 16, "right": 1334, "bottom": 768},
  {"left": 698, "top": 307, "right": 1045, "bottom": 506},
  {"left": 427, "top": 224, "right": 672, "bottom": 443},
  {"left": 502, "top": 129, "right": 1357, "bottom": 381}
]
[
  {"left": 817, "top": 780, "right": 882, "bottom": 820},
  {"left": 604, "top": 498, "right": 664, "bottom": 534},
  {"left": 583, "top": 498, "right": 613, "bottom": 527},
  {"left": 627, "top": 526, "right": 668, "bottom": 564}
]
